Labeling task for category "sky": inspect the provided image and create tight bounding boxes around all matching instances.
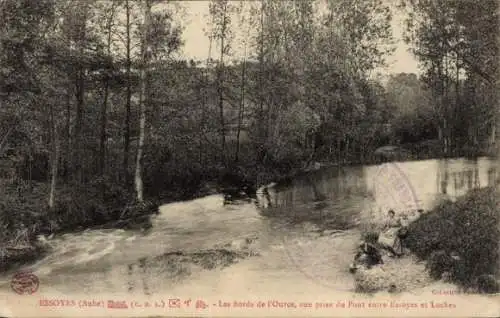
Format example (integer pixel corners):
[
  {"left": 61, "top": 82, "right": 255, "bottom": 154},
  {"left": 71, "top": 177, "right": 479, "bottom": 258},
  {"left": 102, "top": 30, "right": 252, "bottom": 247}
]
[{"left": 176, "top": 1, "right": 420, "bottom": 76}]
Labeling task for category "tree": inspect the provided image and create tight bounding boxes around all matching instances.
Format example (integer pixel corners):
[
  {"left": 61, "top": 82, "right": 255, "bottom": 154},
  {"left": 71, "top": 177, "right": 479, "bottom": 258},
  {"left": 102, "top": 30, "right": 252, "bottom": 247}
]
[
  {"left": 96, "top": 0, "right": 119, "bottom": 176},
  {"left": 198, "top": 34, "right": 214, "bottom": 165},
  {"left": 67, "top": 2, "right": 91, "bottom": 183},
  {"left": 134, "top": 0, "right": 152, "bottom": 203},
  {"left": 0, "top": 0, "right": 58, "bottom": 204},
  {"left": 209, "top": 0, "right": 234, "bottom": 165},
  {"left": 123, "top": 0, "right": 133, "bottom": 182},
  {"left": 234, "top": 2, "right": 252, "bottom": 163},
  {"left": 307, "top": 0, "right": 394, "bottom": 161},
  {"left": 133, "top": 0, "right": 182, "bottom": 201},
  {"left": 326, "top": 0, "right": 394, "bottom": 77},
  {"left": 385, "top": 73, "right": 435, "bottom": 144},
  {"left": 400, "top": 0, "right": 499, "bottom": 155}
]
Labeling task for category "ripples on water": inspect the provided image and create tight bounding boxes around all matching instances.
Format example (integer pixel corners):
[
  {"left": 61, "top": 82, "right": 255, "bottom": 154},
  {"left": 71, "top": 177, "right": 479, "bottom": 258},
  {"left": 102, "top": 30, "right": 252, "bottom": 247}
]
[{"left": 0, "top": 157, "right": 496, "bottom": 295}]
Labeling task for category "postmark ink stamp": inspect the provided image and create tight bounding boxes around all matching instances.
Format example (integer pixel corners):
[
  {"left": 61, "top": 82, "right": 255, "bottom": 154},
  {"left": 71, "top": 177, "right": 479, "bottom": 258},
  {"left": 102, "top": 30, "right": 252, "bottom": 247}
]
[{"left": 11, "top": 271, "right": 39, "bottom": 295}]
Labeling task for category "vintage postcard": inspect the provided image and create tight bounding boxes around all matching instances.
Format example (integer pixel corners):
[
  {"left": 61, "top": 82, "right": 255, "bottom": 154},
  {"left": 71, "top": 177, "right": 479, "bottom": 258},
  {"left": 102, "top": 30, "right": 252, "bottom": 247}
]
[{"left": 0, "top": 0, "right": 498, "bottom": 317}]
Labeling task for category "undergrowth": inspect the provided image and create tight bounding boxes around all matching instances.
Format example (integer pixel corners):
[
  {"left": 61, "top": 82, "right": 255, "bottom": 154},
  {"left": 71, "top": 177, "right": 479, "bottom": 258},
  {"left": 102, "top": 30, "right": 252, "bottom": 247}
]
[{"left": 405, "top": 187, "right": 499, "bottom": 293}]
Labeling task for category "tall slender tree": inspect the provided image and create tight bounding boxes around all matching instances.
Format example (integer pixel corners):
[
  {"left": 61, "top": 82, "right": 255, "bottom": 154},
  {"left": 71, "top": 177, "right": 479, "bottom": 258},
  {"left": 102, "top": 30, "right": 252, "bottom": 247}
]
[
  {"left": 123, "top": 0, "right": 133, "bottom": 183},
  {"left": 135, "top": 0, "right": 151, "bottom": 203},
  {"left": 98, "top": 1, "right": 118, "bottom": 176},
  {"left": 209, "top": 0, "right": 233, "bottom": 165},
  {"left": 71, "top": 3, "right": 91, "bottom": 183}
]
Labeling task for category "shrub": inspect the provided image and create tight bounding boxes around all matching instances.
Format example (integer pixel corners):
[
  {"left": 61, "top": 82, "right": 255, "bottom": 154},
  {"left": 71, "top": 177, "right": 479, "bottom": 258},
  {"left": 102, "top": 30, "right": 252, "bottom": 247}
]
[
  {"left": 405, "top": 187, "right": 499, "bottom": 290},
  {"left": 476, "top": 274, "right": 500, "bottom": 294},
  {"left": 426, "top": 250, "right": 454, "bottom": 280}
]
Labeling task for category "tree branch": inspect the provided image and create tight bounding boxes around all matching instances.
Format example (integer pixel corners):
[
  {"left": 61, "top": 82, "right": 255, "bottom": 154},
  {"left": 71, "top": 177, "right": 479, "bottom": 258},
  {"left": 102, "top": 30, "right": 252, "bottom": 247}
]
[{"left": 0, "top": 126, "right": 15, "bottom": 156}]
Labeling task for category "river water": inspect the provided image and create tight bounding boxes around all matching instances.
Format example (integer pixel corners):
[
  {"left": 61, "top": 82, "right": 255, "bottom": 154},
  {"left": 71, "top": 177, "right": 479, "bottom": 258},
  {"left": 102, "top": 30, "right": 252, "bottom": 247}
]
[{"left": 0, "top": 157, "right": 498, "bottom": 317}]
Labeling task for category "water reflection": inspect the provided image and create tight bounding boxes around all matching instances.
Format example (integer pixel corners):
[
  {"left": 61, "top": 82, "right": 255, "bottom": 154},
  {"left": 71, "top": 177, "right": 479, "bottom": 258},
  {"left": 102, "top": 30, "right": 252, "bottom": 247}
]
[
  {"left": 261, "top": 166, "right": 371, "bottom": 231},
  {"left": 267, "top": 157, "right": 497, "bottom": 230},
  {"left": 434, "top": 158, "right": 497, "bottom": 198},
  {"left": 487, "top": 167, "right": 497, "bottom": 187},
  {"left": 437, "top": 160, "right": 449, "bottom": 195}
]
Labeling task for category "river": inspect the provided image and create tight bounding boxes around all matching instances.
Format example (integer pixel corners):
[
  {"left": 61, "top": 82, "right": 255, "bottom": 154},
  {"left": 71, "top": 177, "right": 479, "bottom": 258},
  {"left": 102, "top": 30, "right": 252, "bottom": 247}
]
[{"left": 0, "top": 157, "right": 498, "bottom": 317}]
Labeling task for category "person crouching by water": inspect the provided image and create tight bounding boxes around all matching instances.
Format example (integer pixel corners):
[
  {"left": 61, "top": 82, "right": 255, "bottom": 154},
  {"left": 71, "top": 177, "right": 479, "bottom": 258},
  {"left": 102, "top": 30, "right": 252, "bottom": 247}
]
[
  {"left": 349, "top": 209, "right": 409, "bottom": 273},
  {"left": 349, "top": 232, "right": 384, "bottom": 273},
  {"left": 378, "top": 209, "right": 404, "bottom": 257}
]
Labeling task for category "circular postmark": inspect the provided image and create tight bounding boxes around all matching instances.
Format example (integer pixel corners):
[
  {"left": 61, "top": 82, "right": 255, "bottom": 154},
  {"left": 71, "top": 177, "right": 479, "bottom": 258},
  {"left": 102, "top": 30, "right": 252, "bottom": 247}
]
[
  {"left": 370, "top": 162, "right": 421, "bottom": 220},
  {"left": 282, "top": 162, "right": 420, "bottom": 290},
  {"left": 11, "top": 271, "right": 39, "bottom": 295}
]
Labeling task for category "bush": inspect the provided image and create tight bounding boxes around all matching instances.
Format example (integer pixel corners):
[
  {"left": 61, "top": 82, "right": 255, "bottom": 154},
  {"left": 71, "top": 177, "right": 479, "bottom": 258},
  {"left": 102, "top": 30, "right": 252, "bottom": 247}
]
[
  {"left": 0, "top": 183, "right": 50, "bottom": 272},
  {"left": 476, "top": 274, "right": 500, "bottom": 294},
  {"left": 0, "top": 177, "right": 157, "bottom": 238},
  {"left": 426, "top": 250, "right": 455, "bottom": 280},
  {"left": 405, "top": 187, "right": 499, "bottom": 290}
]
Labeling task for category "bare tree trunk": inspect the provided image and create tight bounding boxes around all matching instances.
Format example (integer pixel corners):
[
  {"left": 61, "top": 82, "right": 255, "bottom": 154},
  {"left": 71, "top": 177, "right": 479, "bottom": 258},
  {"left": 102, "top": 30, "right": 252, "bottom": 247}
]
[
  {"left": 235, "top": 43, "right": 247, "bottom": 163},
  {"left": 74, "top": 71, "right": 84, "bottom": 182},
  {"left": 490, "top": 121, "right": 496, "bottom": 149},
  {"left": 73, "top": 10, "right": 87, "bottom": 184},
  {"left": 438, "top": 124, "right": 443, "bottom": 151},
  {"left": 28, "top": 153, "right": 33, "bottom": 191},
  {"left": 443, "top": 54, "right": 449, "bottom": 156},
  {"left": 454, "top": 54, "right": 460, "bottom": 155},
  {"left": 0, "top": 126, "right": 14, "bottom": 155},
  {"left": 257, "top": 0, "right": 266, "bottom": 162},
  {"left": 337, "top": 137, "right": 341, "bottom": 165},
  {"left": 99, "top": 7, "right": 115, "bottom": 176},
  {"left": 135, "top": 87, "right": 146, "bottom": 203},
  {"left": 64, "top": 87, "right": 71, "bottom": 182},
  {"left": 443, "top": 119, "right": 449, "bottom": 155},
  {"left": 123, "top": 0, "right": 132, "bottom": 183},
  {"left": 199, "top": 35, "right": 213, "bottom": 165},
  {"left": 49, "top": 141, "right": 59, "bottom": 209},
  {"left": 217, "top": 1, "right": 228, "bottom": 165},
  {"left": 99, "top": 81, "right": 109, "bottom": 176},
  {"left": 135, "top": 0, "right": 150, "bottom": 203},
  {"left": 48, "top": 102, "right": 59, "bottom": 209},
  {"left": 496, "top": 77, "right": 500, "bottom": 186},
  {"left": 489, "top": 77, "right": 497, "bottom": 151}
]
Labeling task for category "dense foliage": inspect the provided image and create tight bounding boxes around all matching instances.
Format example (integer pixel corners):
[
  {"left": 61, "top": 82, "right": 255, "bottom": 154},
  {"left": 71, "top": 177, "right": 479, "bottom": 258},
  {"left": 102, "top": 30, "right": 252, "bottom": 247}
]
[
  {"left": 405, "top": 187, "right": 499, "bottom": 292},
  {"left": 0, "top": 0, "right": 497, "bottom": 268},
  {"left": 400, "top": 0, "right": 499, "bottom": 156}
]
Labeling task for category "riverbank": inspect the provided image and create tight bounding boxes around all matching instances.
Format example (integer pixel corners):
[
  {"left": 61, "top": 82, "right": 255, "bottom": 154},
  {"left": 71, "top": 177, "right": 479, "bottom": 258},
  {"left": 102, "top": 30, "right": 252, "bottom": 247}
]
[
  {"left": 406, "top": 186, "right": 499, "bottom": 293},
  {"left": 0, "top": 158, "right": 312, "bottom": 274},
  {"left": 354, "top": 186, "right": 499, "bottom": 294},
  {"left": 0, "top": 153, "right": 496, "bottom": 275},
  {"left": 0, "top": 180, "right": 160, "bottom": 273},
  {"left": 0, "top": 163, "right": 276, "bottom": 273}
]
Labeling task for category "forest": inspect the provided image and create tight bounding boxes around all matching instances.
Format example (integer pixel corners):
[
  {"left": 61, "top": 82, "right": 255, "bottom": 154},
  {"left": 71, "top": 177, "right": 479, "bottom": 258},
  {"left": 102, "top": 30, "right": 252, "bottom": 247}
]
[{"left": 0, "top": 0, "right": 498, "bottom": 264}]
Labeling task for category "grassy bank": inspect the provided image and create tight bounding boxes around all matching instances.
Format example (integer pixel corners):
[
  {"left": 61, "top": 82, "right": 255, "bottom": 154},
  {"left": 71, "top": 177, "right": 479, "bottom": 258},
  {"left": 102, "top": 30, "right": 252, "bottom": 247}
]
[{"left": 405, "top": 187, "right": 499, "bottom": 293}]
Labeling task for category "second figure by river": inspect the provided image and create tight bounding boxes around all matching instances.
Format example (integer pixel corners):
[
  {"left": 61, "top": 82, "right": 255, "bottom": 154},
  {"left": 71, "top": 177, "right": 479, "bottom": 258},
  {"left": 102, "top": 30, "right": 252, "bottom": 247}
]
[{"left": 351, "top": 208, "right": 419, "bottom": 272}]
